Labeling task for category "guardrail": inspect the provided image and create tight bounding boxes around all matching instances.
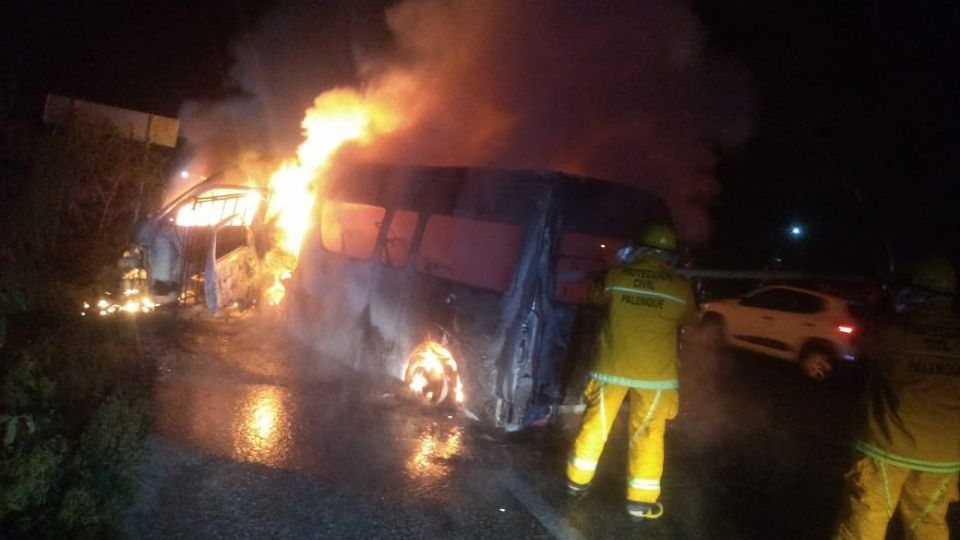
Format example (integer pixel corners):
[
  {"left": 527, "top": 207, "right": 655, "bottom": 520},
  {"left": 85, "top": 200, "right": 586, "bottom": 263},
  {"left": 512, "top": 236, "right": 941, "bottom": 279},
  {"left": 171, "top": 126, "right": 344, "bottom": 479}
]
[{"left": 675, "top": 269, "right": 873, "bottom": 283}]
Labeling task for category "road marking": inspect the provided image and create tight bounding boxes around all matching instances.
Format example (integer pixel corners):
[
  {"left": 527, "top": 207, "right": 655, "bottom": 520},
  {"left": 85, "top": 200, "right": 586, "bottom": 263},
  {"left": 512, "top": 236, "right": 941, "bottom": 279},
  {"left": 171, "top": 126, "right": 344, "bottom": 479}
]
[{"left": 496, "top": 470, "right": 586, "bottom": 540}]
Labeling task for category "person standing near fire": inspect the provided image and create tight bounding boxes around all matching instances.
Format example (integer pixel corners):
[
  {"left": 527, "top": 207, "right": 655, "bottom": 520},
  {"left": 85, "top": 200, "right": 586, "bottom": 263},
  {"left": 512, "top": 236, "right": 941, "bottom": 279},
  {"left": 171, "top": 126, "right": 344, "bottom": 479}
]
[
  {"left": 834, "top": 256, "right": 960, "bottom": 540},
  {"left": 565, "top": 223, "right": 696, "bottom": 521}
]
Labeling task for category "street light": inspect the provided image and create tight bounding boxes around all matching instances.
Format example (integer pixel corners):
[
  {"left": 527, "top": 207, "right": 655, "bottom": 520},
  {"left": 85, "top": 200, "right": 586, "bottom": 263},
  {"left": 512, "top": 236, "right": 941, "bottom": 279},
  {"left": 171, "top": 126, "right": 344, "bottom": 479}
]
[{"left": 788, "top": 223, "right": 804, "bottom": 239}]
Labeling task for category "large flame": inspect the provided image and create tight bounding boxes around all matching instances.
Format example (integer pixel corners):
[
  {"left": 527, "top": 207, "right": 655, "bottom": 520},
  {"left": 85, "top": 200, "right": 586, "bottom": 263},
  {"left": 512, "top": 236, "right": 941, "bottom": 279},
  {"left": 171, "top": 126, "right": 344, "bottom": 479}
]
[{"left": 263, "top": 89, "right": 401, "bottom": 304}]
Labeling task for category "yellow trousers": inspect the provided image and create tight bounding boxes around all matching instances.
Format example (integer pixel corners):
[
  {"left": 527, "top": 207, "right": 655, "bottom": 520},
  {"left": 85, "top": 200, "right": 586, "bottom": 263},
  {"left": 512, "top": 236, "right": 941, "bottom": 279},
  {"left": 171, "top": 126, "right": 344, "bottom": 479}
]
[
  {"left": 566, "top": 379, "right": 678, "bottom": 503},
  {"left": 834, "top": 455, "right": 959, "bottom": 540}
]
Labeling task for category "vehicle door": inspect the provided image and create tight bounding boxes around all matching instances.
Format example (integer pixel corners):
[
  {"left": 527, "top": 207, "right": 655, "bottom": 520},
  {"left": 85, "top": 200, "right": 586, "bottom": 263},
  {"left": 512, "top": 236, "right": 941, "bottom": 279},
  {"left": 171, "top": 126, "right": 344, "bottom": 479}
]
[
  {"left": 358, "top": 208, "right": 424, "bottom": 378},
  {"left": 408, "top": 212, "right": 528, "bottom": 425},
  {"left": 168, "top": 187, "right": 263, "bottom": 311},
  {"left": 204, "top": 222, "right": 260, "bottom": 312},
  {"left": 297, "top": 199, "right": 388, "bottom": 361},
  {"left": 547, "top": 231, "right": 626, "bottom": 410},
  {"left": 769, "top": 290, "right": 827, "bottom": 355},
  {"left": 730, "top": 287, "right": 802, "bottom": 356}
]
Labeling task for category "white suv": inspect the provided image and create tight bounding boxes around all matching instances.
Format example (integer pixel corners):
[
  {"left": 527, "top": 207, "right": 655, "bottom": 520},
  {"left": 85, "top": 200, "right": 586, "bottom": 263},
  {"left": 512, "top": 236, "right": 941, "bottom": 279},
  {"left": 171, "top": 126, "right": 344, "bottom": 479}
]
[{"left": 698, "top": 285, "right": 865, "bottom": 380}]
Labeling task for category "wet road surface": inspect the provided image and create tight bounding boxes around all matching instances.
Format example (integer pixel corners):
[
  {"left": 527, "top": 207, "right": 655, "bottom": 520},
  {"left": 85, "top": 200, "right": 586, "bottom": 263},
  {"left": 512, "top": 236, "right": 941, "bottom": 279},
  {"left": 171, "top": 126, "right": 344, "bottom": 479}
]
[{"left": 123, "top": 312, "right": 958, "bottom": 539}]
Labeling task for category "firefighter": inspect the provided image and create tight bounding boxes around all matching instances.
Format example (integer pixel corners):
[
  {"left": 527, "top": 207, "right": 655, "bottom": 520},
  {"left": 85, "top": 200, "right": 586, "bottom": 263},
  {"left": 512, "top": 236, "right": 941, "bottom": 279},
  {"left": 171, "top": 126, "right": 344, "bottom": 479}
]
[
  {"left": 565, "top": 223, "right": 696, "bottom": 520},
  {"left": 834, "top": 256, "right": 960, "bottom": 540}
]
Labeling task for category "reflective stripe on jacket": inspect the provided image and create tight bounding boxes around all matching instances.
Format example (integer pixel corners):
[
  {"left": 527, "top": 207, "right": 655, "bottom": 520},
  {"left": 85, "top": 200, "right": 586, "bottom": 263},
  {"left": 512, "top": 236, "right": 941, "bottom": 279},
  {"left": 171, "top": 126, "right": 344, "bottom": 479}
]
[
  {"left": 589, "top": 254, "right": 695, "bottom": 388},
  {"left": 858, "top": 297, "right": 960, "bottom": 472}
]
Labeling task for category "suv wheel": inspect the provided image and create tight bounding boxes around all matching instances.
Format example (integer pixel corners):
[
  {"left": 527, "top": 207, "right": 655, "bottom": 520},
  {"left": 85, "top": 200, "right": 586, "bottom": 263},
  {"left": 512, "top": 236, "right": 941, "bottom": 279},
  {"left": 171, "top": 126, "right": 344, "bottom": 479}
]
[{"left": 798, "top": 343, "right": 835, "bottom": 380}]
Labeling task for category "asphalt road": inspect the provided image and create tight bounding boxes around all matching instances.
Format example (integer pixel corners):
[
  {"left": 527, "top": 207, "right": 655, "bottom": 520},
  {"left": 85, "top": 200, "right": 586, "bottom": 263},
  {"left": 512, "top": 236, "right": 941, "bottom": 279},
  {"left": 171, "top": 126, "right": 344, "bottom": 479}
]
[{"left": 122, "top": 312, "right": 958, "bottom": 539}]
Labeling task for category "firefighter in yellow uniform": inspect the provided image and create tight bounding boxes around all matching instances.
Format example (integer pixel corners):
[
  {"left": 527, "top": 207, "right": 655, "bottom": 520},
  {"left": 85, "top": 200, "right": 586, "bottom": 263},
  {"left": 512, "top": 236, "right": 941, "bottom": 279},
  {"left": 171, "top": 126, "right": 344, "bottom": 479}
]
[
  {"left": 834, "top": 256, "right": 960, "bottom": 540},
  {"left": 565, "top": 223, "right": 696, "bottom": 520}
]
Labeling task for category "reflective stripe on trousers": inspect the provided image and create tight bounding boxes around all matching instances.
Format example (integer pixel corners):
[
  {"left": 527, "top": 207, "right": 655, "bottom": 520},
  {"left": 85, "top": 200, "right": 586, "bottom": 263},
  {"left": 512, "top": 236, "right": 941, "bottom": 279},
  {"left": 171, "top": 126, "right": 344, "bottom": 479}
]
[
  {"left": 834, "top": 455, "right": 959, "bottom": 540},
  {"left": 566, "top": 379, "right": 679, "bottom": 503}
]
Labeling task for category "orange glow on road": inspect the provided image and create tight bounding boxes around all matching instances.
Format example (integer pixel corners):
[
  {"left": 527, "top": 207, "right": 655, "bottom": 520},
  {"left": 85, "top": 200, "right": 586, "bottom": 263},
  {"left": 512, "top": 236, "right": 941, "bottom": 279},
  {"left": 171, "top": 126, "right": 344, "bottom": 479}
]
[
  {"left": 405, "top": 425, "right": 463, "bottom": 485},
  {"left": 233, "top": 386, "right": 291, "bottom": 467}
]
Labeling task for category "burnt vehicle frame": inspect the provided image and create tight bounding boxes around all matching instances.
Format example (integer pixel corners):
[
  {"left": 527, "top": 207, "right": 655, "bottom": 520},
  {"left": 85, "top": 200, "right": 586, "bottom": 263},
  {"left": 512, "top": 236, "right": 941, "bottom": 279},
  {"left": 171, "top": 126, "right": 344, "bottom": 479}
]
[
  {"left": 287, "top": 164, "right": 669, "bottom": 431},
  {"left": 134, "top": 172, "right": 270, "bottom": 311}
]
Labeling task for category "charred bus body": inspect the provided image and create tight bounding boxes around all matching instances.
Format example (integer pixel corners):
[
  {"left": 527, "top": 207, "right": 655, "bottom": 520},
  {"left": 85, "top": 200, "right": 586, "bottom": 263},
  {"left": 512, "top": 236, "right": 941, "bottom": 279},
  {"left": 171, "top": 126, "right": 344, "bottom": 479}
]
[{"left": 288, "top": 164, "right": 670, "bottom": 431}]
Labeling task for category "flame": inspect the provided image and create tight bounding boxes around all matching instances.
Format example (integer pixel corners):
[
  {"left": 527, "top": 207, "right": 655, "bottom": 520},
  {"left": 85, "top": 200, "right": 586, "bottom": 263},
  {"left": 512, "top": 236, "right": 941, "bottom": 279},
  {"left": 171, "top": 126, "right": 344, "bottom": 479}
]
[
  {"left": 262, "top": 89, "right": 401, "bottom": 304},
  {"left": 410, "top": 372, "right": 429, "bottom": 393},
  {"left": 404, "top": 341, "right": 465, "bottom": 405},
  {"left": 264, "top": 277, "right": 287, "bottom": 307},
  {"left": 82, "top": 288, "right": 157, "bottom": 317},
  {"left": 454, "top": 376, "right": 464, "bottom": 404}
]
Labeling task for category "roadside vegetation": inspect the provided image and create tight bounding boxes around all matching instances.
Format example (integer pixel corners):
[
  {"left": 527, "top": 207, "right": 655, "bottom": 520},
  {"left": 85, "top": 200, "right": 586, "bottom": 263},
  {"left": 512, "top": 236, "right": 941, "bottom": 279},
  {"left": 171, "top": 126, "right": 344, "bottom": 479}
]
[{"left": 0, "top": 116, "right": 168, "bottom": 538}]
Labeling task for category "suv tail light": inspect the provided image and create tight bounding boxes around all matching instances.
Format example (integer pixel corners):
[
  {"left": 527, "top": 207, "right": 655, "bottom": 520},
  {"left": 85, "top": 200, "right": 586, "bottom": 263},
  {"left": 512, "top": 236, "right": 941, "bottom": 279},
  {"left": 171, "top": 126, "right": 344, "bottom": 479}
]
[{"left": 837, "top": 325, "right": 855, "bottom": 334}]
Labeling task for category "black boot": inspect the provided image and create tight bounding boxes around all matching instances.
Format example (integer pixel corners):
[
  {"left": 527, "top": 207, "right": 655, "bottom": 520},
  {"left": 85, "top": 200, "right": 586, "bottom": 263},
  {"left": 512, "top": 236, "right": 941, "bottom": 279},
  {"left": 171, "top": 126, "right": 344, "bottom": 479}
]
[
  {"left": 625, "top": 501, "right": 663, "bottom": 521},
  {"left": 565, "top": 479, "right": 591, "bottom": 499}
]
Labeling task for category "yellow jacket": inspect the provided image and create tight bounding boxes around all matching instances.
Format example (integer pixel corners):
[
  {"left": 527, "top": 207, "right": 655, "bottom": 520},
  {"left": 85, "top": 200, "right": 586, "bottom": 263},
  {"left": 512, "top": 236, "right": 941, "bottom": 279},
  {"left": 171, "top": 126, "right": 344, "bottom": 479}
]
[
  {"left": 588, "top": 254, "right": 696, "bottom": 389},
  {"left": 856, "top": 297, "right": 960, "bottom": 473}
]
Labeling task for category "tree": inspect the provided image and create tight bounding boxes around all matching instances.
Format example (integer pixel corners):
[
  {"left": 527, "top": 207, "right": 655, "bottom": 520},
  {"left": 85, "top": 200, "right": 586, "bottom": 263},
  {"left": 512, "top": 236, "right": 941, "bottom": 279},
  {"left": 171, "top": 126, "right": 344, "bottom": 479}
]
[{"left": 1, "top": 116, "right": 170, "bottom": 310}]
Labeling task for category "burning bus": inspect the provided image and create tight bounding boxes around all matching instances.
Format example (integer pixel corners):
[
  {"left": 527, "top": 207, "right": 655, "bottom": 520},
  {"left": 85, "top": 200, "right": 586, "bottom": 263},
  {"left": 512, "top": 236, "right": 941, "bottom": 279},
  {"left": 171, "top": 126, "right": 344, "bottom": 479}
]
[{"left": 287, "top": 163, "right": 670, "bottom": 431}]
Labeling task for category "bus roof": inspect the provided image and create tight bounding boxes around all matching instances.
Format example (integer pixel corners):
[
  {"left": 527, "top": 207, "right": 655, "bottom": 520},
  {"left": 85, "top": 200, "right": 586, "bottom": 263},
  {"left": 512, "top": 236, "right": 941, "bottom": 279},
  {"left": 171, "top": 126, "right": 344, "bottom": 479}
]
[{"left": 324, "top": 163, "right": 669, "bottom": 230}]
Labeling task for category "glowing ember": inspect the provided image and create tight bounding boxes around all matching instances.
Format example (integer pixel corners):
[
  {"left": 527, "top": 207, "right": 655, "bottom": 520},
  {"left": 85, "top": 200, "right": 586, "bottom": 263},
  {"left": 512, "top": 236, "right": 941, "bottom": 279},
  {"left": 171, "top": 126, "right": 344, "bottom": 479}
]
[
  {"left": 82, "top": 286, "right": 158, "bottom": 318},
  {"left": 263, "top": 89, "right": 400, "bottom": 304},
  {"left": 404, "top": 341, "right": 465, "bottom": 405}
]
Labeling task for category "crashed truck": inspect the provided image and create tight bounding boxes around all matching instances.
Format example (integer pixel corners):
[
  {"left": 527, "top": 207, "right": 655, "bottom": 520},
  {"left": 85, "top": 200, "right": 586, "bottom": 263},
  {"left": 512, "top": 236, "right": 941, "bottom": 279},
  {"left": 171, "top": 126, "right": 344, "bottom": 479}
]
[
  {"left": 132, "top": 168, "right": 270, "bottom": 311},
  {"left": 286, "top": 164, "right": 671, "bottom": 431}
]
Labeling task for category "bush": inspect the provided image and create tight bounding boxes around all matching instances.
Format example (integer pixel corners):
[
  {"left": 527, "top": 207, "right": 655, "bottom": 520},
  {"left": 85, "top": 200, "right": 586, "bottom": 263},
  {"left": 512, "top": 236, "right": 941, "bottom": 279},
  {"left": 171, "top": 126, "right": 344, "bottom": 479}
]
[
  {"left": 0, "top": 318, "right": 152, "bottom": 538},
  {"left": 59, "top": 390, "right": 150, "bottom": 536}
]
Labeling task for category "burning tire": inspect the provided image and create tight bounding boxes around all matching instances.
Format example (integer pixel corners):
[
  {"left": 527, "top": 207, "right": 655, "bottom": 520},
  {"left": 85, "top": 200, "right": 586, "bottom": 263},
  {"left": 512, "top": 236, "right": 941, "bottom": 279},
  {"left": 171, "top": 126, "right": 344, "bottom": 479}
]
[{"left": 403, "top": 341, "right": 464, "bottom": 407}]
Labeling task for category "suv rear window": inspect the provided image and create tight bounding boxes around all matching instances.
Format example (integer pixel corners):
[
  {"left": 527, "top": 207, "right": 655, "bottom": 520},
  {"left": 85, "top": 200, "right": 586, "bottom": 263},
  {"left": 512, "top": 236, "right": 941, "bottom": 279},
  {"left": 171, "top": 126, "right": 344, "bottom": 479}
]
[
  {"left": 743, "top": 288, "right": 824, "bottom": 314},
  {"left": 416, "top": 215, "right": 522, "bottom": 293}
]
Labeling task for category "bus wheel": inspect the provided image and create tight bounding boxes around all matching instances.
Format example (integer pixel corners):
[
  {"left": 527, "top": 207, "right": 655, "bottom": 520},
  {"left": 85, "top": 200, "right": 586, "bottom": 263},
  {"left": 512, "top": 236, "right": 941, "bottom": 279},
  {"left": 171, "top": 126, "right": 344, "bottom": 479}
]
[{"left": 403, "top": 341, "right": 464, "bottom": 407}]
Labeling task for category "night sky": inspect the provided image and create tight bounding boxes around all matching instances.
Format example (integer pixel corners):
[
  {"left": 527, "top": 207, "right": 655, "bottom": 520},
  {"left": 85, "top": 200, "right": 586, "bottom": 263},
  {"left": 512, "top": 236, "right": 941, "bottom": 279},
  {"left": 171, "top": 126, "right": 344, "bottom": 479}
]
[
  {"left": 695, "top": 0, "right": 959, "bottom": 270},
  {"left": 3, "top": 0, "right": 958, "bottom": 273}
]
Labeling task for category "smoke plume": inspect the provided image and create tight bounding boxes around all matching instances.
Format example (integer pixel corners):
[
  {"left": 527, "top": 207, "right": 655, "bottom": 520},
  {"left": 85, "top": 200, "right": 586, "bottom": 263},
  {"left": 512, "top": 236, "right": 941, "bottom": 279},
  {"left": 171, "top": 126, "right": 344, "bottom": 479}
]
[{"left": 180, "top": 0, "right": 753, "bottom": 242}]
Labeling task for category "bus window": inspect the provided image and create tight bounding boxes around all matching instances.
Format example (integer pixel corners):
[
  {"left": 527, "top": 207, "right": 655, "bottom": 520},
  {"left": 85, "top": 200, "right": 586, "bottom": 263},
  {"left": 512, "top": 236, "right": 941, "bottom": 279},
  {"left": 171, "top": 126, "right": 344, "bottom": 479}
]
[
  {"left": 321, "top": 201, "right": 386, "bottom": 260},
  {"left": 554, "top": 233, "right": 625, "bottom": 304},
  {"left": 381, "top": 210, "right": 419, "bottom": 269},
  {"left": 417, "top": 215, "right": 523, "bottom": 293}
]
